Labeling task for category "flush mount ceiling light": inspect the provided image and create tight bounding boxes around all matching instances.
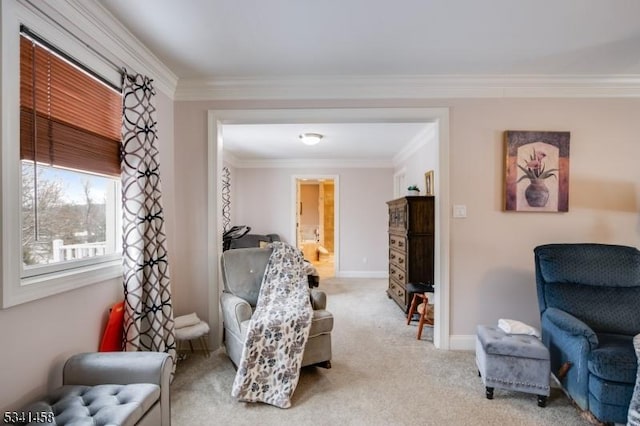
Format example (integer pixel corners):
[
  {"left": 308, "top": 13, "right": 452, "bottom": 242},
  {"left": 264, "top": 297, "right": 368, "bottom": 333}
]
[{"left": 299, "top": 132, "right": 323, "bottom": 146}]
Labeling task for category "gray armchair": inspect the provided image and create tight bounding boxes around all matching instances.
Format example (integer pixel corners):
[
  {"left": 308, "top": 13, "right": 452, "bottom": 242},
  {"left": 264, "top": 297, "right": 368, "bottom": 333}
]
[
  {"left": 220, "top": 247, "right": 333, "bottom": 368},
  {"left": 228, "top": 233, "right": 280, "bottom": 249}
]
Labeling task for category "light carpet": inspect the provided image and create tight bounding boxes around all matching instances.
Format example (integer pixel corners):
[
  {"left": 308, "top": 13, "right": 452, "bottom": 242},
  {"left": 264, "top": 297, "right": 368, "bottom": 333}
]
[{"left": 171, "top": 277, "right": 590, "bottom": 425}]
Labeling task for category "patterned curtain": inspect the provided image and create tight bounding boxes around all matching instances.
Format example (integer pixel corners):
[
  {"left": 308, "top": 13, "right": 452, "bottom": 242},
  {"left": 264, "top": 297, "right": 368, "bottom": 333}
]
[
  {"left": 222, "top": 166, "right": 231, "bottom": 232},
  {"left": 121, "top": 70, "right": 176, "bottom": 373}
]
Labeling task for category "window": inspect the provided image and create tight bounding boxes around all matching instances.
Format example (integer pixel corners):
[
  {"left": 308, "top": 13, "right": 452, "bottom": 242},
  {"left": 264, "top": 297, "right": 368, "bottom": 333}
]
[
  {"left": 2, "top": 3, "right": 126, "bottom": 308},
  {"left": 19, "top": 30, "right": 122, "bottom": 278}
]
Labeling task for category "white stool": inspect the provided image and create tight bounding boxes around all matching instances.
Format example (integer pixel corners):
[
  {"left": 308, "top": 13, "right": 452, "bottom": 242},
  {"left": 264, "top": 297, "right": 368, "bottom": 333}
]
[{"left": 175, "top": 314, "right": 210, "bottom": 358}]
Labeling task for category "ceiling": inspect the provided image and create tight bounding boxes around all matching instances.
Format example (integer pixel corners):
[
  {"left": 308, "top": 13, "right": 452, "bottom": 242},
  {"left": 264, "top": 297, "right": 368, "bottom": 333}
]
[
  {"left": 97, "top": 0, "right": 640, "bottom": 163},
  {"left": 222, "top": 122, "right": 432, "bottom": 164},
  {"left": 99, "top": 0, "right": 640, "bottom": 79}
]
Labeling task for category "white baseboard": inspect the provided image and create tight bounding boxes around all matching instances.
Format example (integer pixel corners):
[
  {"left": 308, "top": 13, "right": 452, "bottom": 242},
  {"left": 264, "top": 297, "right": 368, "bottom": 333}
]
[
  {"left": 335, "top": 271, "right": 388, "bottom": 278},
  {"left": 449, "top": 334, "right": 475, "bottom": 350}
]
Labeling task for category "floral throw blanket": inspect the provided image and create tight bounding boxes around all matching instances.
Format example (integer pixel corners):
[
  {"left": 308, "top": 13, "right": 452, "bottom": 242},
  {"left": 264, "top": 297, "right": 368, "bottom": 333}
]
[{"left": 231, "top": 241, "right": 313, "bottom": 408}]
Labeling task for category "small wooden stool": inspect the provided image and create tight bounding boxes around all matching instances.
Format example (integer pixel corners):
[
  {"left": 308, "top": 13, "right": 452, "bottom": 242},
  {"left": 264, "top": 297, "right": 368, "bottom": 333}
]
[{"left": 407, "top": 292, "right": 434, "bottom": 340}]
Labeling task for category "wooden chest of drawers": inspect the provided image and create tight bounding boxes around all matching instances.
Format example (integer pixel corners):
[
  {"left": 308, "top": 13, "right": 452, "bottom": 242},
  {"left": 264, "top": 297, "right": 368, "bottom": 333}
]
[{"left": 386, "top": 196, "right": 434, "bottom": 312}]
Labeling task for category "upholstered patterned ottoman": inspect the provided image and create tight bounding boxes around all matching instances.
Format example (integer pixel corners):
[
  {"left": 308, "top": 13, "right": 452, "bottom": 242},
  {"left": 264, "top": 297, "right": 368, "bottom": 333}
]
[{"left": 475, "top": 325, "right": 550, "bottom": 407}]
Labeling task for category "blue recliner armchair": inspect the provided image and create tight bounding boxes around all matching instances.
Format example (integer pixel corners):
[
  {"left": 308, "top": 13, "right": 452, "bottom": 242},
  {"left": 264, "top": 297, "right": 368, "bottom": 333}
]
[{"left": 534, "top": 243, "right": 640, "bottom": 424}]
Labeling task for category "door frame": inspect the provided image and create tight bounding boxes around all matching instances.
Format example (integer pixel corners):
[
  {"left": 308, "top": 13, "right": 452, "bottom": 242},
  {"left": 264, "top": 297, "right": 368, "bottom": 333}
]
[
  {"left": 208, "top": 107, "right": 450, "bottom": 349},
  {"left": 292, "top": 174, "right": 340, "bottom": 274}
]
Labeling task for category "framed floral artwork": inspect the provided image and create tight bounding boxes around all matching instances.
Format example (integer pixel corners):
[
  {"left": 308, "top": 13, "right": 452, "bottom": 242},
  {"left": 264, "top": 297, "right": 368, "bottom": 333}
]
[{"left": 504, "top": 130, "right": 570, "bottom": 212}]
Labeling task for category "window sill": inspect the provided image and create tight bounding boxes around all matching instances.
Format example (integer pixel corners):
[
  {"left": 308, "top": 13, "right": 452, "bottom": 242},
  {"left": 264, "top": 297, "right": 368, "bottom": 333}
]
[{"left": 2, "top": 258, "right": 122, "bottom": 309}]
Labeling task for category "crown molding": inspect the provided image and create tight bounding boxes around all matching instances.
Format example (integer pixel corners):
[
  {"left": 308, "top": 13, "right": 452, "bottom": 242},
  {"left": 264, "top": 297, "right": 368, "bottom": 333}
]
[
  {"left": 69, "top": 0, "right": 178, "bottom": 97},
  {"left": 175, "top": 74, "right": 640, "bottom": 101},
  {"left": 18, "top": 1, "right": 640, "bottom": 102},
  {"left": 21, "top": 0, "right": 179, "bottom": 98},
  {"left": 229, "top": 157, "right": 393, "bottom": 169}
]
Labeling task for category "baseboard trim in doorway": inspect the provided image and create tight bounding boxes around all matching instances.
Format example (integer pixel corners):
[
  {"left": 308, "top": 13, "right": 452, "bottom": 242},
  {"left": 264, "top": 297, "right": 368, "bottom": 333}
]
[{"left": 336, "top": 271, "right": 388, "bottom": 278}]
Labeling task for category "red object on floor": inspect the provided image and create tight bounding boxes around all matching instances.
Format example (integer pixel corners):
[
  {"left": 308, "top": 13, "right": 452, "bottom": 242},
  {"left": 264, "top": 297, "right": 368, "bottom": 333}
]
[{"left": 99, "top": 301, "right": 125, "bottom": 351}]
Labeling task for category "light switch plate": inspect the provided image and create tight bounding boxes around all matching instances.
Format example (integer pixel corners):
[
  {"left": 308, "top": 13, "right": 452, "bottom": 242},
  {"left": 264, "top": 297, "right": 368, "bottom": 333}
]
[{"left": 453, "top": 205, "right": 467, "bottom": 218}]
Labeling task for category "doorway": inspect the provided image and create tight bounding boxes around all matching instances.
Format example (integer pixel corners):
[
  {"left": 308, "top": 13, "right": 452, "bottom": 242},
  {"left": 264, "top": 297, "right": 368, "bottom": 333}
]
[
  {"left": 209, "top": 107, "right": 450, "bottom": 349},
  {"left": 296, "top": 177, "right": 336, "bottom": 278}
]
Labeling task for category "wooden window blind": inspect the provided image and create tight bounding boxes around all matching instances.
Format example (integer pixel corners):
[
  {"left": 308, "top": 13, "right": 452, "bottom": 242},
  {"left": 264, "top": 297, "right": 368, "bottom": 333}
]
[{"left": 20, "top": 34, "right": 122, "bottom": 177}]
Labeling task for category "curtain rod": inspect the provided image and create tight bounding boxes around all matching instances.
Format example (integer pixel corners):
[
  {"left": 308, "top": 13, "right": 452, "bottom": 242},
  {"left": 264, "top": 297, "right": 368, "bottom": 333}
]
[
  {"left": 23, "top": 0, "right": 123, "bottom": 71},
  {"left": 20, "top": 24, "right": 122, "bottom": 93},
  {"left": 20, "top": 1, "right": 125, "bottom": 90}
]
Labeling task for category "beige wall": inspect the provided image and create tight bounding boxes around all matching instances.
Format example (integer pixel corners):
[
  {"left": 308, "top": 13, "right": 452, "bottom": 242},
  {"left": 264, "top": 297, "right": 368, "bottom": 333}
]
[
  {"left": 172, "top": 98, "right": 639, "bottom": 350},
  {"left": 0, "top": 278, "right": 122, "bottom": 412},
  {"left": 446, "top": 98, "right": 639, "bottom": 336},
  {"left": 232, "top": 166, "right": 393, "bottom": 273},
  {"left": 171, "top": 102, "right": 211, "bottom": 327}
]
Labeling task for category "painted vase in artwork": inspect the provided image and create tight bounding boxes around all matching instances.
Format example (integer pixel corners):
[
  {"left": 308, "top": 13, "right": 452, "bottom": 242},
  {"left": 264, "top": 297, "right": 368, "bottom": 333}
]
[
  {"left": 517, "top": 148, "right": 557, "bottom": 208},
  {"left": 525, "top": 179, "right": 549, "bottom": 207}
]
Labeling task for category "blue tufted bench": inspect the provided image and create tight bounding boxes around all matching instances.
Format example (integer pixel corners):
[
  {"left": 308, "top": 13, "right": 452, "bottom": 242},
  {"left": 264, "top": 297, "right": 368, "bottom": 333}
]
[
  {"left": 476, "top": 325, "right": 550, "bottom": 407},
  {"left": 8, "top": 352, "right": 171, "bottom": 426}
]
